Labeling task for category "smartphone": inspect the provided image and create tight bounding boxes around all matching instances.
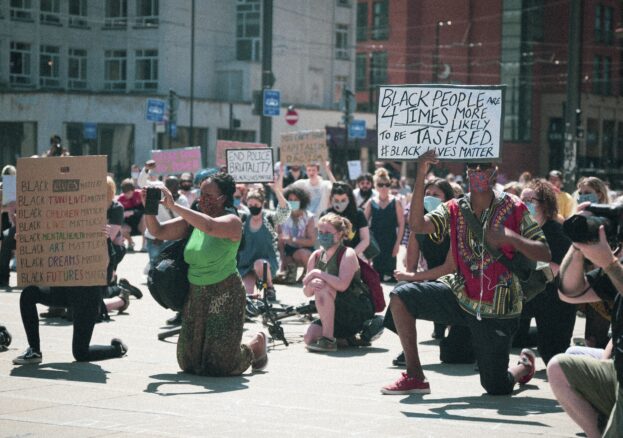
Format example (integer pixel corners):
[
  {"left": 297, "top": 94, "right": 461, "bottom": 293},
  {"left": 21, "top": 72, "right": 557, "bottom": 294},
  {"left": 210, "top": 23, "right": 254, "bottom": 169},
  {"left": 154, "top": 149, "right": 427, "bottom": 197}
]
[{"left": 144, "top": 187, "right": 161, "bottom": 215}]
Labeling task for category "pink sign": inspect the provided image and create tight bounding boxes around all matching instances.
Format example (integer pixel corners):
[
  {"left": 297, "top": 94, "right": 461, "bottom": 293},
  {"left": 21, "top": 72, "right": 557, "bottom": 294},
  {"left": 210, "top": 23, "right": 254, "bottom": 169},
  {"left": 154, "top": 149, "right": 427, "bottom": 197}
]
[
  {"left": 216, "top": 140, "right": 267, "bottom": 167},
  {"left": 151, "top": 146, "right": 202, "bottom": 175}
]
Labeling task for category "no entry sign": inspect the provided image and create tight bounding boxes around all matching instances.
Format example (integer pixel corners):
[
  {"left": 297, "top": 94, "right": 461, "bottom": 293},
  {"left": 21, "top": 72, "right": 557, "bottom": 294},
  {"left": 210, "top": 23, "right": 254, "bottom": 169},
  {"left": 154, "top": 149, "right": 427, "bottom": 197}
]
[{"left": 285, "top": 108, "right": 299, "bottom": 126}]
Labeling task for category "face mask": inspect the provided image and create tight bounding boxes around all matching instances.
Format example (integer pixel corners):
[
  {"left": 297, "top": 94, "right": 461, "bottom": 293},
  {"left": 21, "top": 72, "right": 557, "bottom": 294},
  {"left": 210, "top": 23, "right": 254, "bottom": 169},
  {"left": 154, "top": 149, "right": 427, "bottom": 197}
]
[
  {"left": 233, "top": 198, "right": 242, "bottom": 207},
  {"left": 526, "top": 201, "right": 537, "bottom": 217},
  {"left": 332, "top": 200, "right": 349, "bottom": 213},
  {"left": 131, "top": 172, "right": 139, "bottom": 180},
  {"left": 249, "top": 206, "right": 262, "bottom": 216},
  {"left": 577, "top": 193, "right": 598, "bottom": 204},
  {"left": 423, "top": 195, "right": 442, "bottom": 213},
  {"left": 468, "top": 170, "right": 496, "bottom": 193},
  {"left": 317, "top": 231, "right": 335, "bottom": 249},
  {"left": 288, "top": 200, "right": 300, "bottom": 210}
]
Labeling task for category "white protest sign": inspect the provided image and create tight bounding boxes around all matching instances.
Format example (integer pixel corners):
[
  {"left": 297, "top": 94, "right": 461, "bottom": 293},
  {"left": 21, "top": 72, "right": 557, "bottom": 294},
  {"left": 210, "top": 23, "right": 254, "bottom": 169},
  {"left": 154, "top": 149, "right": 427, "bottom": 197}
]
[
  {"left": 226, "top": 148, "right": 274, "bottom": 183},
  {"left": 2, "top": 175, "right": 16, "bottom": 205},
  {"left": 377, "top": 85, "right": 504, "bottom": 161},
  {"left": 347, "top": 160, "right": 362, "bottom": 180}
]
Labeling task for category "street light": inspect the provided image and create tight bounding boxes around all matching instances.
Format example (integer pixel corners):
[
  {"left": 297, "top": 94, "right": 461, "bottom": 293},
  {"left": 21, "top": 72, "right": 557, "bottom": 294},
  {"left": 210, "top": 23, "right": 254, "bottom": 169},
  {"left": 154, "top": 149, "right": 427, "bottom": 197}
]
[{"left": 434, "top": 20, "right": 452, "bottom": 83}]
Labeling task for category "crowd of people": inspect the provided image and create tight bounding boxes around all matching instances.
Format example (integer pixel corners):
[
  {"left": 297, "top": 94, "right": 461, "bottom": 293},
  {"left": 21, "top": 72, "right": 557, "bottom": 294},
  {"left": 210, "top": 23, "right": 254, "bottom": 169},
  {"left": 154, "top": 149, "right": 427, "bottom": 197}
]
[{"left": 1, "top": 137, "right": 622, "bottom": 437}]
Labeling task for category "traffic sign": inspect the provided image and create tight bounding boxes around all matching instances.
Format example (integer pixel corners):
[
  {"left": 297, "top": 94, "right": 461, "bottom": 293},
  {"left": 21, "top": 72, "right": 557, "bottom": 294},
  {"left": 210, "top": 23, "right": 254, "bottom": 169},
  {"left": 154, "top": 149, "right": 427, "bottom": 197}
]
[
  {"left": 169, "top": 122, "right": 177, "bottom": 139},
  {"left": 146, "top": 98, "right": 166, "bottom": 122},
  {"left": 349, "top": 119, "right": 366, "bottom": 139},
  {"left": 263, "top": 89, "right": 280, "bottom": 117},
  {"left": 285, "top": 107, "right": 299, "bottom": 126},
  {"left": 83, "top": 122, "right": 97, "bottom": 140}
]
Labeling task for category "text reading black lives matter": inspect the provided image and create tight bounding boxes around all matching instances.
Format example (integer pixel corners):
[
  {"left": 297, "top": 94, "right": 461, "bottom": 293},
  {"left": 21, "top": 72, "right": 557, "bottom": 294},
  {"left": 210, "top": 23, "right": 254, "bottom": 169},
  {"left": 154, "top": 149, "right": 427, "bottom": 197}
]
[{"left": 377, "top": 85, "right": 503, "bottom": 161}]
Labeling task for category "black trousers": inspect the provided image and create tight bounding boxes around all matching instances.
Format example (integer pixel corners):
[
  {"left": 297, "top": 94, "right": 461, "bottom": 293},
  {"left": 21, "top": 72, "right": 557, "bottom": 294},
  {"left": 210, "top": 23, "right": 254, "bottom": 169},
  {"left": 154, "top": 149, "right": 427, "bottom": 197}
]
[
  {"left": 0, "top": 225, "right": 15, "bottom": 284},
  {"left": 19, "top": 285, "right": 122, "bottom": 361}
]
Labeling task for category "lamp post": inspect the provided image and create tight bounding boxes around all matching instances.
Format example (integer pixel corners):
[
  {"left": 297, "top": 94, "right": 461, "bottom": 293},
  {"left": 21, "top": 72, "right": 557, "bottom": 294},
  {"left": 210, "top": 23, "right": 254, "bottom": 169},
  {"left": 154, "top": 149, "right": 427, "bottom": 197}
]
[{"left": 434, "top": 20, "right": 451, "bottom": 83}]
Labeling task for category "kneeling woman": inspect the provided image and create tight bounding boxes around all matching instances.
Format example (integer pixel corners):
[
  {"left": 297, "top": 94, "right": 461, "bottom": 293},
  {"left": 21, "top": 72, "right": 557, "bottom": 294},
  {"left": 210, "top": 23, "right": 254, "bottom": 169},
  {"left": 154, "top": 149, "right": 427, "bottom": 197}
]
[
  {"left": 144, "top": 172, "right": 267, "bottom": 376},
  {"left": 302, "top": 213, "right": 374, "bottom": 352}
]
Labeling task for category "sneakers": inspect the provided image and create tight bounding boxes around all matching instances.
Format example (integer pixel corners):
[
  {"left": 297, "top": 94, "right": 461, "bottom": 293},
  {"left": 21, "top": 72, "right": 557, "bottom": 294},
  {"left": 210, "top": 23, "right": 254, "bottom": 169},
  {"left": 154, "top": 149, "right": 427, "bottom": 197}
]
[
  {"left": 517, "top": 348, "right": 536, "bottom": 385},
  {"left": 117, "top": 289, "right": 131, "bottom": 313},
  {"left": 392, "top": 351, "right": 406, "bottom": 367},
  {"left": 166, "top": 312, "right": 182, "bottom": 326},
  {"left": 265, "top": 287, "right": 277, "bottom": 302},
  {"left": 118, "top": 278, "right": 143, "bottom": 299},
  {"left": 13, "top": 347, "right": 42, "bottom": 365},
  {"left": 111, "top": 338, "right": 128, "bottom": 357},
  {"left": 360, "top": 315, "right": 385, "bottom": 344},
  {"left": 307, "top": 336, "right": 337, "bottom": 352},
  {"left": 251, "top": 332, "right": 269, "bottom": 371},
  {"left": 381, "top": 372, "right": 431, "bottom": 395}
]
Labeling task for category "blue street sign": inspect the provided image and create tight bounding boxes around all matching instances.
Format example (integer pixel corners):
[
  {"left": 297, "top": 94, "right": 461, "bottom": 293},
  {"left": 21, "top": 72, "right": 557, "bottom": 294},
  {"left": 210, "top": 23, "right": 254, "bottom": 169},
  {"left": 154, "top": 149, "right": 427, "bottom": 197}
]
[
  {"left": 263, "top": 89, "right": 280, "bottom": 117},
  {"left": 146, "top": 98, "right": 166, "bottom": 122},
  {"left": 169, "top": 122, "right": 177, "bottom": 139},
  {"left": 349, "top": 119, "right": 367, "bottom": 139},
  {"left": 83, "top": 122, "right": 97, "bottom": 140}
]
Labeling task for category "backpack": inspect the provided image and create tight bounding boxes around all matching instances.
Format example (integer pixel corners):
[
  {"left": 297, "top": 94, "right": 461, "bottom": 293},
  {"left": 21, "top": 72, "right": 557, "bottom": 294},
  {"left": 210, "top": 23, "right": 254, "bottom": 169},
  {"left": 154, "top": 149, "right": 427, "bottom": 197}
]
[
  {"left": 336, "top": 246, "right": 386, "bottom": 313},
  {"left": 147, "top": 238, "right": 190, "bottom": 312}
]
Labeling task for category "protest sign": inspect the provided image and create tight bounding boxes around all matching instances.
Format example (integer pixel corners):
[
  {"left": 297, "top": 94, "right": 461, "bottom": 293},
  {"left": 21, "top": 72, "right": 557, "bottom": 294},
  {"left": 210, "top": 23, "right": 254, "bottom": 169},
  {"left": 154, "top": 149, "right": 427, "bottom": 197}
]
[
  {"left": 151, "top": 146, "right": 202, "bottom": 175},
  {"left": 377, "top": 85, "right": 504, "bottom": 161},
  {"left": 226, "top": 148, "right": 274, "bottom": 183},
  {"left": 2, "top": 175, "right": 16, "bottom": 205},
  {"left": 216, "top": 140, "right": 267, "bottom": 167},
  {"left": 347, "top": 160, "right": 362, "bottom": 181},
  {"left": 16, "top": 156, "right": 109, "bottom": 287},
  {"left": 280, "top": 129, "right": 328, "bottom": 165}
]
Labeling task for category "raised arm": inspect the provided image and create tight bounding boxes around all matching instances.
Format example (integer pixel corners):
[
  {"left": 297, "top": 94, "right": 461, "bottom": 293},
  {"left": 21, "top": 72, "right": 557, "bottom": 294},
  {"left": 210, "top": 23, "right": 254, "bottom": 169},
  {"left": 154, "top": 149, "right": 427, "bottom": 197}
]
[{"left": 410, "top": 150, "right": 437, "bottom": 235}]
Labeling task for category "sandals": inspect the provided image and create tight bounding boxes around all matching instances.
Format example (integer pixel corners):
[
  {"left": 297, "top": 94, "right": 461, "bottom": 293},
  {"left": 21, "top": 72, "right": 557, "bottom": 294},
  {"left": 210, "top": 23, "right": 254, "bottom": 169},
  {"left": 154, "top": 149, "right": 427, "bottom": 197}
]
[
  {"left": 517, "top": 348, "right": 536, "bottom": 385},
  {"left": 251, "top": 332, "right": 268, "bottom": 371}
]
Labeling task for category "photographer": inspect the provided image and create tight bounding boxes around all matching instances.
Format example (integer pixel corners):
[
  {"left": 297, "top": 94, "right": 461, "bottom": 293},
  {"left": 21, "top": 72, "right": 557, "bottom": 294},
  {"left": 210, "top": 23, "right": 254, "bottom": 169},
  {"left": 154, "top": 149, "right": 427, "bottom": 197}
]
[{"left": 547, "top": 223, "right": 623, "bottom": 437}]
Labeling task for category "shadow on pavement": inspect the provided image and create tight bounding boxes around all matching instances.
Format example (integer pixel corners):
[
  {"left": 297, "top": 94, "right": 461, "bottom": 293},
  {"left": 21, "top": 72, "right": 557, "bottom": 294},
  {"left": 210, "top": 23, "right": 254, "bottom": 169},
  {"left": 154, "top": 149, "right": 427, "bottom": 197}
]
[
  {"left": 399, "top": 394, "right": 563, "bottom": 427},
  {"left": 420, "top": 362, "right": 478, "bottom": 377},
  {"left": 10, "top": 362, "right": 109, "bottom": 384},
  {"left": 145, "top": 372, "right": 249, "bottom": 396},
  {"left": 319, "top": 346, "right": 390, "bottom": 358}
]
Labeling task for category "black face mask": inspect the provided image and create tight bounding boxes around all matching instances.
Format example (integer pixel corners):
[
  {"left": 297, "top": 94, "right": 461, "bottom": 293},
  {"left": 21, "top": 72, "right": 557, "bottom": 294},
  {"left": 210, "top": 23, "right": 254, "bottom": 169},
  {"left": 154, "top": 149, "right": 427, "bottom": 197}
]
[{"left": 249, "top": 206, "right": 262, "bottom": 216}]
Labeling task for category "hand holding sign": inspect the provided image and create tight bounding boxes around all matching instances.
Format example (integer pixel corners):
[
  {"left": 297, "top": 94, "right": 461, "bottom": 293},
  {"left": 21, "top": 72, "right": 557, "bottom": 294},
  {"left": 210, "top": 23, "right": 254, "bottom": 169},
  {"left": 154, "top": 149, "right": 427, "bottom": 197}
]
[{"left": 417, "top": 149, "right": 439, "bottom": 175}]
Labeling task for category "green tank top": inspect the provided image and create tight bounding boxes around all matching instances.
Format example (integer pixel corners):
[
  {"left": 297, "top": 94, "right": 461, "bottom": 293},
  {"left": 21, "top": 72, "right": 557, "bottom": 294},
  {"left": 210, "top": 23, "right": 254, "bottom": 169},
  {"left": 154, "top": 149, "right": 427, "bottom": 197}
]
[
  {"left": 315, "top": 245, "right": 364, "bottom": 294},
  {"left": 184, "top": 227, "right": 240, "bottom": 286}
]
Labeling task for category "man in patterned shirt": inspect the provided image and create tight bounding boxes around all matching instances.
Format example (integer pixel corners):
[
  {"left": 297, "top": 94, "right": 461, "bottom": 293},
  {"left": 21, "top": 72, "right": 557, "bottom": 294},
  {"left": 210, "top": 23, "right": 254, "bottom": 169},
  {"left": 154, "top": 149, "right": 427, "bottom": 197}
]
[{"left": 381, "top": 150, "right": 551, "bottom": 395}]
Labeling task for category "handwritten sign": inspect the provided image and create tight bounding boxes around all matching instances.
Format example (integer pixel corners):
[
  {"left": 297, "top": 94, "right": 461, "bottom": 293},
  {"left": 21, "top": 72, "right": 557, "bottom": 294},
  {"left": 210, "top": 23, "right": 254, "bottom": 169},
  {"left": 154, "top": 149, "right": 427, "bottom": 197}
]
[
  {"left": 16, "top": 156, "right": 109, "bottom": 287},
  {"left": 216, "top": 140, "right": 267, "bottom": 167},
  {"left": 2, "top": 175, "right": 16, "bottom": 205},
  {"left": 280, "top": 129, "right": 328, "bottom": 165},
  {"left": 226, "top": 148, "right": 274, "bottom": 183},
  {"left": 377, "top": 85, "right": 504, "bottom": 161},
  {"left": 151, "top": 146, "right": 202, "bottom": 175},
  {"left": 347, "top": 160, "right": 362, "bottom": 180}
]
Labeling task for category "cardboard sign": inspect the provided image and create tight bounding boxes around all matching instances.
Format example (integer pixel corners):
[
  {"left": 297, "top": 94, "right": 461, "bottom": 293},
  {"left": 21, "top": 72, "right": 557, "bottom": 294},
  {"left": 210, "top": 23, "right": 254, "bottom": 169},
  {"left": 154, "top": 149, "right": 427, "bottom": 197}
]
[
  {"left": 16, "top": 156, "right": 109, "bottom": 287},
  {"left": 151, "top": 146, "right": 202, "bottom": 175},
  {"left": 377, "top": 85, "right": 504, "bottom": 161},
  {"left": 226, "top": 148, "right": 274, "bottom": 183},
  {"left": 347, "top": 160, "right": 362, "bottom": 180},
  {"left": 2, "top": 175, "right": 16, "bottom": 205},
  {"left": 216, "top": 140, "right": 267, "bottom": 167},
  {"left": 280, "top": 129, "right": 328, "bottom": 165}
]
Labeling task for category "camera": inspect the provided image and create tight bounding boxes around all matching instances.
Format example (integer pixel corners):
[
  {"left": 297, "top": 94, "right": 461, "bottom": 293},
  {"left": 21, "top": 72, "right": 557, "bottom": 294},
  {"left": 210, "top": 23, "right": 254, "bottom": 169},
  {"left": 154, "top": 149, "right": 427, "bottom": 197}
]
[{"left": 563, "top": 203, "right": 623, "bottom": 245}]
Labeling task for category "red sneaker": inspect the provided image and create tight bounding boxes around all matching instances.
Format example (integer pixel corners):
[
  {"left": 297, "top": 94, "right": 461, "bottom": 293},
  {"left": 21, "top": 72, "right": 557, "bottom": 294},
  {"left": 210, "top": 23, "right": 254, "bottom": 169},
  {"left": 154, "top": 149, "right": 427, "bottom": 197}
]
[
  {"left": 517, "top": 348, "right": 536, "bottom": 385},
  {"left": 381, "top": 372, "right": 431, "bottom": 395}
]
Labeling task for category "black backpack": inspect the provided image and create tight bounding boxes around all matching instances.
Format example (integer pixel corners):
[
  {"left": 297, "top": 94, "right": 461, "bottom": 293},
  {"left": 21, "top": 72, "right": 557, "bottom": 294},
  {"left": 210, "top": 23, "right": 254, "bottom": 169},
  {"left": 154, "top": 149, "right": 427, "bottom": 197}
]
[{"left": 147, "top": 238, "right": 190, "bottom": 312}]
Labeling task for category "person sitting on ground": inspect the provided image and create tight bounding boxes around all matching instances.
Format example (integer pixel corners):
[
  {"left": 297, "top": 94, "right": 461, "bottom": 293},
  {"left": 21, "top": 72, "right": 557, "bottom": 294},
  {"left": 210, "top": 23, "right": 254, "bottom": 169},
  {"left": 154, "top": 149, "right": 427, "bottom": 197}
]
[
  {"left": 275, "top": 185, "right": 315, "bottom": 284},
  {"left": 143, "top": 172, "right": 268, "bottom": 376},
  {"left": 302, "top": 213, "right": 375, "bottom": 352},
  {"left": 237, "top": 176, "right": 290, "bottom": 301},
  {"left": 117, "top": 178, "right": 146, "bottom": 252}
]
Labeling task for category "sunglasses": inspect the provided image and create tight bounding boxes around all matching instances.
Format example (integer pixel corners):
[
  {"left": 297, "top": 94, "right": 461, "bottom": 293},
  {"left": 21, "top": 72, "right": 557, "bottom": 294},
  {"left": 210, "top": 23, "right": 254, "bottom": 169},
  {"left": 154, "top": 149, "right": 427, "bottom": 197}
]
[
  {"left": 466, "top": 163, "right": 493, "bottom": 170},
  {"left": 377, "top": 183, "right": 391, "bottom": 188}
]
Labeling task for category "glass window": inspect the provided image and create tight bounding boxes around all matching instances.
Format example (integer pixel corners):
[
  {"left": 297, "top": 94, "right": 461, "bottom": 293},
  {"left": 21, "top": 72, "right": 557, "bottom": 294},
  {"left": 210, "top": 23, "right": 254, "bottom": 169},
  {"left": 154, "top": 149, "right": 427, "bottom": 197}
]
[
  {"left": 595, "top": 5, "right": 602, "bottom": 42},
  {"left": 369, "top": 51, "right": 387, "bottom": 87},
  {"left": 356, "top": 53, "right": 367, "bottom": 91},
  {"left": 9, "top": 41, "right": 31, "bottom": 85},
  {"left": 356, "top": 2, "right": 368, "bottom": 41},
  {"left": 603, "top": 120, "right": 615, "bottom": 165},
  {"left": 136, "top": 0, "right": 158, "bottom": 27},
  {"left": 68, "top": 48, "right": 87, "bottom": 89},
  {"left": 371, "top": 0, "right": 388, "bottom": 40},
  {"left": 236, "top": 0, "right": 261, "bottom": 61},
  {"left": 604, "top": 6, "right": 613, "bottom": 44},
  {"left": 335, "top": 24, "right": 349, "bottom": 60},
  {"left": 0, "top": 122, "right": 37, "bottom": 165},
  {"left": 603, "top": 56, "right": 612, "bottom": 95},
  {"left": 68, "top": 0, "right": 87, "bottom": 27},
  {"left": 104, "top": 49, "right": 127, "bottom": 90},
  {"left": 10, "top": 0, "right": 32, "bottom": 20},
  {"left": 135, "top": 49, "right": 158, "bottom": 91},
  {"left": 104, "top": 0, "right": 127, "bottom": 28},
  {"left": 593, "top": 55, "right": 602, "bottom": 94},
  {"left": 40, "top": 0, "right": 60, "bottom": 25},
  {"left": 39, "top": 44, "right": 60, "bottom": 88}
]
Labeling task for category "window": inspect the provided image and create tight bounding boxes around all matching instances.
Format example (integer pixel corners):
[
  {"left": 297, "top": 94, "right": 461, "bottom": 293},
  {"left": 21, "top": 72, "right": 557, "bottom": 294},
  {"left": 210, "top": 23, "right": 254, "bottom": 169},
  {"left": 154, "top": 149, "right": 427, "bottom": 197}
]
[
  {"left": 335, "top": 24, "right": 349, "bottom": 60},
  {"left": 135, "top": 49, "right": 158, "bottom": 90},
  {"left": 369, "top": 51, "right": 387, "bottom": 87},
  {"left": 603, "top": 6, "right": 613, "bottom": 44},
  {"left": 10, "top": 0, "right": 32, "bottom": 20},
  {"left": 104, "top": 0, "right": 127, "bottom": 28},
  {"left": 236, "top": 0, "right": 261, "bottom": 61},
  {"left": 595, "top": 5, "right": 614, "bottom": 44},
  {"left": 40, "top": 0, "right": 60, "bottom": 25},
  {"left": 592, "top": 55, "right": 611, "bottom": 95},
  {"left": 371, "top": 0, "right": 388, "bottom": 40},
  {"left": 356, "top": 53, "right": 367, "bottom": 91},
  {"left": 356, "top": 3, "right": 368, "bottom": 41},
  {"left": 68, "top": 0, "right": 87, "bottom": 27},
  {"left": 104, "top": 50, "right": 127, "bottom": 90},
  {"left": 68, "top": 48, "right": 87, "bottom": 89},
  {"left": 9, "top": 41, "right": 31, "bottom": 85},
  {"left": 39, "top": 45, "right": 60, "bottom": 88},
  {"left": 136, "top": 0, "right": 158, "bottom": 27}
]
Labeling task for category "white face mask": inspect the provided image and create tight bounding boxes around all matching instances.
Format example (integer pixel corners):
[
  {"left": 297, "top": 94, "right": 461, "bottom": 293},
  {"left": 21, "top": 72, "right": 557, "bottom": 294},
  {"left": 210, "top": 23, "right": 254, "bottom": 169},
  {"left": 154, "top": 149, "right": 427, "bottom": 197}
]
[
  {"left": 332, "top": 200, "right": 349, "bottom": 213},
  {"left": 131, "top": 172, "right": 140, "bottom": 180}
]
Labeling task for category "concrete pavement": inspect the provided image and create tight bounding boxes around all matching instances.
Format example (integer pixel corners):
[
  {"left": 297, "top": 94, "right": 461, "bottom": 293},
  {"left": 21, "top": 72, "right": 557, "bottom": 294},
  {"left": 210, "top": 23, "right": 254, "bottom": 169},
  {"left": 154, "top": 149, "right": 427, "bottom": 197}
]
[{"left": 0, "top": 249, "right": 583, "bottom": 437}]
